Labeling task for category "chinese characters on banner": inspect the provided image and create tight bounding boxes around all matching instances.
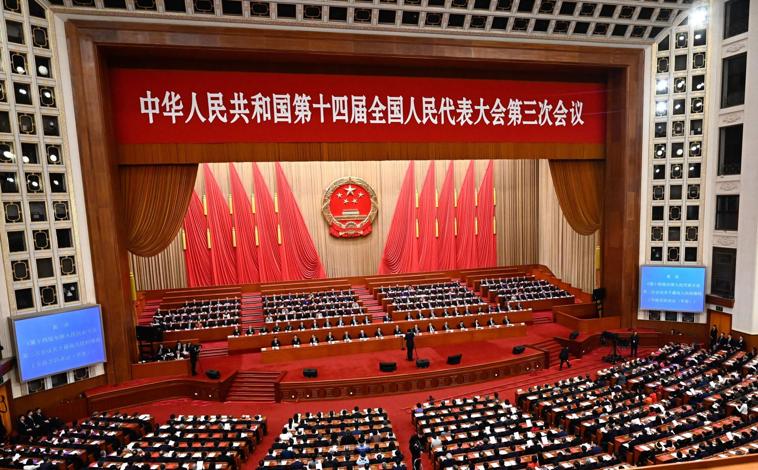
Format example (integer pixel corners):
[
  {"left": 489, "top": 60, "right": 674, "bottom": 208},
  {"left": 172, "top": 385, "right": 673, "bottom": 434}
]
[{"left": 110, "top": 69, "right": 607, "bottom": 144}]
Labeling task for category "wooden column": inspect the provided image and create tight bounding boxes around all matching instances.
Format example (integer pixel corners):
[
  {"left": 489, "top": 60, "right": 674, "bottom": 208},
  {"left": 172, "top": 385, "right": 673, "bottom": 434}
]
[
  {"left": 604, "top": 59, "right": 644, "bottom": 328},
  {"left": 66, "top": 24, "right": 137, "bottom": 384}
]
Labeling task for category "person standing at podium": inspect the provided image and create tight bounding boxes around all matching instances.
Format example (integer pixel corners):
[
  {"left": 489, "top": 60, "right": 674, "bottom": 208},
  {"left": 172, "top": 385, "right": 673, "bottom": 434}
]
[{"left": 404, "top": 329, "right": 416, "bottom": 361}]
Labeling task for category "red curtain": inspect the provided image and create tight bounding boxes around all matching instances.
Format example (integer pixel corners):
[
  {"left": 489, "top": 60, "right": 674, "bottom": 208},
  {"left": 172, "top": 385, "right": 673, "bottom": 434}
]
[
  {"left": 476, "top": 160, "right": 497, "bottom": 267},
  {"left": 252, "top": 163, "right": 283, "bottom": 282},
  {"left": 417, "top": 162, "right": 438, "bottom": 272},
  {"left": 183, "top": 191, "right": 213, "bottom": 287},
  {"left": 456, "top": 161, "right": 478, "bottom": 269},
  {"left": 121, "top": 165, "right": 198, "bottom": 257},
  {"left": 549, "top": 160, "right": 603, "bottom": 235},
  {"left": 275, "top": 163, "right": 326, "bottom": 280},
  {"left": 378, "top": 162, "right": 418, "bottom": 274},
  {"left": 203, "top": 164, "right": 238, "bottom": 285},
  {"left": 230, "top": 164, "right": 260, "bottom": 284},
  {"left": 437, "top": 161, "right": 457, "bottom": 271}
]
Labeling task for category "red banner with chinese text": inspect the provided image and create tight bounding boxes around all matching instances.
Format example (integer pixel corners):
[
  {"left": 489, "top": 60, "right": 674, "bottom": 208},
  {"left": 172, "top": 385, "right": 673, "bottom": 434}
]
[{"left": 110, "top": 68, "right": 607, "bottom": 145}]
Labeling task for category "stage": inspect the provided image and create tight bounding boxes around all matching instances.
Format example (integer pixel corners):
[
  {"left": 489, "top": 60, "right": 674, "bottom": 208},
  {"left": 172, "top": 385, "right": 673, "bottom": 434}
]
[
  {"left": 85, "top": 314, "right": 583, "bottom": 410},
  {"left": 196, "top": 314, "right": 573, "bottom": 382}
]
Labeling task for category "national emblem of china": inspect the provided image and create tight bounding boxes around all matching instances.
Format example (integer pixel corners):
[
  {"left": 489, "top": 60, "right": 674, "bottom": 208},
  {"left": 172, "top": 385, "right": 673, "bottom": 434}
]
[{"left": 322, "top": 177, "right": 379, "bottom": 238}]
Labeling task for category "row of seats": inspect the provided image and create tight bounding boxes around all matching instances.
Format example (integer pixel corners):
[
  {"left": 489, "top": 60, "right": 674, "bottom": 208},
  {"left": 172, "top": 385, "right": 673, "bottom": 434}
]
[
  {"left": 397, "top": 304, "right": 516, "bottom": 322},
  {"left": 139, "top": 341, "right": 197, "bottom": 363},
  {"left": 481, "top": 276, "right": 572, "bottom": 305},
  {"left": 408, "top": 342, "right": 758, "bottom": 469},
  {"left": 151, "top": 298, "right": 241, "bottom": 332},
  {"left": 517, "top": 342, "right": 758, "bottom": 466},
  {"left": 4, "top": 411, "right": 153, "bottom": 469},
  {"left": 96, "top": 414, "right": 266, "bottom": 469},
  {"left": 412, "top": 394, "right": 628, "bottom": 470},
  {"left": 259, "top": 407, "right": 404, "bottom": 469},
  {"left": 268, "top": 318, "right": 518, "bottom": 348},
  {"left": 263, "top": 290, "right": 361, "bottom": 323},
  {"left": 6, "top": 412, "right": 267, "bottom": 470},
  {"left": 377, "top": 282, "right": 487, "bottom": 313},
  {"left": 263, "top": 290, "right": 356, "bottom": 309}
]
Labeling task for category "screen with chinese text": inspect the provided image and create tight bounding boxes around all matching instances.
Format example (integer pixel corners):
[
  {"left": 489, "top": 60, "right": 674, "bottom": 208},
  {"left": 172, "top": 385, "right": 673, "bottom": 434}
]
[
  {"left": 639, "top": 266, "right": 706, "bottom": 313},
  {"left": 11, "top": 305, "right": 106, "bottom": 382}
]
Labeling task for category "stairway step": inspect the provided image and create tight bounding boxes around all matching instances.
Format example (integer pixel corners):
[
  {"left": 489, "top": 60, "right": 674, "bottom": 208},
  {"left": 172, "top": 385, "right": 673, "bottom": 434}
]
[
  {"left": 228, "top": 388, "right": 275, "bottom": 393},
  {"left": 231, "top": 387, "right": 276, "bottom": 393},
  {"left": 226, "top": 393, "right": 275, "bottom": 399}
]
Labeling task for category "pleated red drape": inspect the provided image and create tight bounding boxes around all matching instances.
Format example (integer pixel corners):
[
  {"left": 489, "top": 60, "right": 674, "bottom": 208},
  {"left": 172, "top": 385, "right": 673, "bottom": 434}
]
[
  {"left": 456, "top": 161, "right": 478, "bottom": 269},
  {"left": 275, "top": 163, "right": 326, "bottom": 280},
  {"left": 378, "top": 162, "right": 418, "bottom": 274},
  {"left": 436, "top": 161, "right": 457, "bottom": 271},
  {"left": 476, "top": 160, "right": 497, "bottom": 267},
  {"left": 417, "top": 163, "right": 438, "bottom": 272},
  {"left": 183, "top": 191, "right": 213, "bottom": 287},
  {"left": 203, "top": 164, "right": 238, "bottom": 285},
  {"left": 252, "top": 163, "right": 283, "bottom": 282},
  {"left": 230, "top": 164, "right": 260, "bottom": 284}
]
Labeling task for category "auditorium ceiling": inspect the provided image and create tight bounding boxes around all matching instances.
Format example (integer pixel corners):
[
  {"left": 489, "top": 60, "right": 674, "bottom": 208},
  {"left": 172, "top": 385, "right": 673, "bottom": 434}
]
[{"left": 49, "top": 0, "right": 696, "bottom": 45}]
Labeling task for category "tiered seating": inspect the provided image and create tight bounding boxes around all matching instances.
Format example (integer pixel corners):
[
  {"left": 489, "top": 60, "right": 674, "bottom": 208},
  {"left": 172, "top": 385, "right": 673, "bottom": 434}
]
[
  {"left": 377, "top": 281, "right": 488, "bottom": 316},
  {"left": 413, "top": 395, "right": 628, "bottom": 469},
  {"left": 90, "top": 414, "right": 265, "bottom": 469},
  {"left": 258, "top": 407, "right": 402, "bottom": 469},
  {"left": 412, "top": 342, "right": 758, "bottom": 469},
  {"left": 2, "top": 411, "right": 153, "bottom": 469},
  {"left": 480, "top": 275, "right": 573, "bottom": 309},
  {"left": 398, "top": 303, "right": 518, "bottom": 322},
  {"left": 151, "top": 298, "right": 241, "bottom": 331},
  {"left": 263, "top": 289, "right": 366, "bottom": 325},
  {"left": 518, "top": 342, "right": 758, "bottom": 467},
  {"left": 251, "top": 279, "right": 532, "bottom": 361}
]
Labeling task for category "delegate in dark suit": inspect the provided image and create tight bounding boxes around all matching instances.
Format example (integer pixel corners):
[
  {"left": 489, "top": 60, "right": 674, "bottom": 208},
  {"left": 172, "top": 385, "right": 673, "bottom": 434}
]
[{"left": 404, "top": 330, "right": 416, "bottom": 361}]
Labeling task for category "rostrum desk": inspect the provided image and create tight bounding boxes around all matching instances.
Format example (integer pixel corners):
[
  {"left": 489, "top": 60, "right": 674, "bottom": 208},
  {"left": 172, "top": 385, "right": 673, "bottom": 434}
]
[
  {"left": 228, "top": 309, "right": 533, "bottom": 353},
  {"left": 260, "top": 322, "right": 528, "bottom": 363}
]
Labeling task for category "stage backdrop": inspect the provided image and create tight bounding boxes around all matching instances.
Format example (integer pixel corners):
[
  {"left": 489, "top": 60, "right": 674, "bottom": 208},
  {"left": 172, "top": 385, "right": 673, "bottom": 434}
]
[{"left": 129, "top": 159, "right": 596, "bottom": 291}]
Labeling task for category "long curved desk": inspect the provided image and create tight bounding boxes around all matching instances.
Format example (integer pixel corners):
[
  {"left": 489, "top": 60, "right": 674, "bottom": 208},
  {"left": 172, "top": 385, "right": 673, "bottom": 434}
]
[{"left": 260, "top": 322, "right": 528, "bottom": 363}]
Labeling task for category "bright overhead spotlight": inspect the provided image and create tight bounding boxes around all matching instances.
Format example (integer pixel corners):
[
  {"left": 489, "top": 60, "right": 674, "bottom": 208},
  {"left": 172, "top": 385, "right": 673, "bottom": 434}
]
[{"left": 690, "top": 6, "right": 708, "bottom": 28}]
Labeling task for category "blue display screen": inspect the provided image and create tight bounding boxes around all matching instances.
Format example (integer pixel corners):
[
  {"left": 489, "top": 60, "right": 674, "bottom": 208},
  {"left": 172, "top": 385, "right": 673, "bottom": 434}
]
[
  {"left": 639, "top": 266, "right": 706, "bottom": 313},
  {"left": 12, "top": 305, "right": 106, "bottom": 382}
]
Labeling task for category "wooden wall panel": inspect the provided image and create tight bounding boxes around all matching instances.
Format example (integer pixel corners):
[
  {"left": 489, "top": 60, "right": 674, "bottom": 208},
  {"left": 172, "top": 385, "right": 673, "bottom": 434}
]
[
  {"left": 118, "top": 142, "right": 604, "bottom": 165},
  {"left": 10, "top": 376, "right": 107, "bottom": 422}
]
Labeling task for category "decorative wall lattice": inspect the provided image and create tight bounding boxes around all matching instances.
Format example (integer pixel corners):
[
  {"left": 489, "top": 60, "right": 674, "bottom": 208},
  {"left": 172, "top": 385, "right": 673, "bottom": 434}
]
[
  {"left": 43, "top": 0, "right": 694, "bottom": 45},
  {"left": 643, "top": 5, "right": 709, "bottom": 323},
  {"left": 0, "top": 0, "right": 91, "bottom": 394}
]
